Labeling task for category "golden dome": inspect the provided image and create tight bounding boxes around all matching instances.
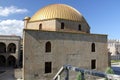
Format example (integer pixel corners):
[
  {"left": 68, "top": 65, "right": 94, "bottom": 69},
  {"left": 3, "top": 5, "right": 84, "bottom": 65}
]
[{"left": 30, "top": 4, "right": 85, "bottom": 22}]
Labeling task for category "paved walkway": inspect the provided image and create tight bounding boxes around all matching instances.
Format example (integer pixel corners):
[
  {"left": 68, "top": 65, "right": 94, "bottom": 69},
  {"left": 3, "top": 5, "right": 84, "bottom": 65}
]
[
  {"left": 0, "top": 68, "right": 15, "bottom": 80},
  {"left": 0, "top": 67, "right": 22, "bottom": 80}
]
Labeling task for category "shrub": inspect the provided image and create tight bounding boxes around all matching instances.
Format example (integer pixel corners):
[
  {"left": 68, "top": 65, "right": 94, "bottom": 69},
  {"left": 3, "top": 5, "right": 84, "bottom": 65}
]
[
  {"left": 76, "top": 72, "right": 82, "bottom": 80},
  {"left": 104, "top": 67, "right": 114, "bottom": 80}
]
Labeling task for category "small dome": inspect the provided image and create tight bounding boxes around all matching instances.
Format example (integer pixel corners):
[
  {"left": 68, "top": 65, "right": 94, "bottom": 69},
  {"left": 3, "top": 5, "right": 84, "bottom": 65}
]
[
  {"left": 24, "top": 16, "right": 31, "bottom": 20},
  {"left": 30, "top": 4, "right": 85, "bottom": 22}
]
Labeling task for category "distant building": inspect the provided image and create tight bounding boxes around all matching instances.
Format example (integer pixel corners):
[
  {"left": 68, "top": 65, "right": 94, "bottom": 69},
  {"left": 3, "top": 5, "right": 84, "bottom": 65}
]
[
  {"left": 108, "top": 39, "right": 120, "bottom": 60},
  {"left": 108, "top": 39, "right": 120, "bottom": 55},
  {"left": 23, "top": 4, "right": 109, "bottom": 80},
  {"left": 0, "top": 35, "right": 22, "bottom": 67}
]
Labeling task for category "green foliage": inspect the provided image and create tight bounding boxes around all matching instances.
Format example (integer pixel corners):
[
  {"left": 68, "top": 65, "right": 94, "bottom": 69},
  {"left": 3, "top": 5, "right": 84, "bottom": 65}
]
[
  {"left": 105, "top": 67, "right": 114, "bottom": 74},
  {"left": 111, "top": 60, "right": 120, "bottom": 63},
  {"left": 76, "top": 72, "right": 82, "bottom": 80},
  {"left": 104, "top": 67, "right": 114, "bottom": 80}
]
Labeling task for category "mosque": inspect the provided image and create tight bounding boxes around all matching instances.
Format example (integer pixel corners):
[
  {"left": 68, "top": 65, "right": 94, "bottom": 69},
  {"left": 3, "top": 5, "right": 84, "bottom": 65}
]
[{"left": 23, "top": 4, "right": 109, "bottom": 80}]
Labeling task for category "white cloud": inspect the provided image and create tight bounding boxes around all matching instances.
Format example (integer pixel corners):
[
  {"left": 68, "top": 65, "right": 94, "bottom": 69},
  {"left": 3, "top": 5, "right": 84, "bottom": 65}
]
[
  {"left": 0, "top": 6, "right": 28, "bottom": 16},
  {"left": 0, "top": 19, "right": 24, "bottom": 36}
]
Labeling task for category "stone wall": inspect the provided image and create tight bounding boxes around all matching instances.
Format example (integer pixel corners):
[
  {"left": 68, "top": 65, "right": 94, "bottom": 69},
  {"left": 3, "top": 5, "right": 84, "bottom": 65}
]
[
  {"left": 23, "top": 30, "right": 108, "bottom": 80},
  {"left": 26, "top": 19, "right": 90, "bottom": 33},
  {"left": 0, "top": 35, "right": 21, "bottom": 67}
]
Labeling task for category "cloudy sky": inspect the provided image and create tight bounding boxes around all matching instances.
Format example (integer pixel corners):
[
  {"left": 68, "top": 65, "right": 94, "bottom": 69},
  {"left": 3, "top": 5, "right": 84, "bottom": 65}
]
[{"left": 0, "top": 0, "right": 120, "bottom": 39}]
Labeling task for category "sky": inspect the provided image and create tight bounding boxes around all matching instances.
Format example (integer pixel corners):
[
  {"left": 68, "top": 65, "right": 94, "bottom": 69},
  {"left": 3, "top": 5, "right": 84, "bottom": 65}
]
[{"left": 0, "top": 0, "right": 120, "bottom": 39}]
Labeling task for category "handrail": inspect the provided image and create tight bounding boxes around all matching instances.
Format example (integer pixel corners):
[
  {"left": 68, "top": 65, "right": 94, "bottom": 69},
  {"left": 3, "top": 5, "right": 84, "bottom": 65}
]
[
  {"left": 65, "top": 65, "right": 106, "bottom": 77},
  {"left": 53, "top": 66, "right": 64, "bottom": 80},
  {"left": 53, "top": 65, "right": 120, "bottom": 80}
]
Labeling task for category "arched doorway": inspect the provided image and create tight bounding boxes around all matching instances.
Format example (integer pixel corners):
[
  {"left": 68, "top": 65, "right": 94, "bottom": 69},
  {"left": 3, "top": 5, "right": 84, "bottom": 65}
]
[
  {"left": 0, "top": 42, "right": 6, "bottom": 53},
  {"left": 7, "top": 43, "right": 16, "bottom": 53},
  {"left": 7, "top": 56, "right": 16, "bottom": 67},
  {"left": 0, "top": 55, "right": 6, "bottom": 67}
]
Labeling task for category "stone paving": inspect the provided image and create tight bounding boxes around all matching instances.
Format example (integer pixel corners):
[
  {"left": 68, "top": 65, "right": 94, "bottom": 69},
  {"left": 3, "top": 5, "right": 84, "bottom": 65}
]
[{"left": 0, "top": 67, "right": 22, "bottom": 80}]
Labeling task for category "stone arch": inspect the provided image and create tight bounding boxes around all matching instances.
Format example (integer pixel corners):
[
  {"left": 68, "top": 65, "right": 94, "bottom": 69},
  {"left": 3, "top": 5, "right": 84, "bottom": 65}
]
[
  {"left": 91, "top": 43, "right": 95, "bottom": 52},
  {"left": 45, "top": 41, "right": 51, "bottom": 52},
  {"left": 39, "top": 23, "right": 42, "bottom": 30},
  {"left": 0, "top": 55, "right": 6, "bottom": 67},
  {"left": 7, "top": 55, "right": 16, "bottom": 67},
  {"left": 0, "top": 42, "right": 6, "bottom": 53},
  {"left": 7, "top": 43, "right": 16, "bottom": 53}
]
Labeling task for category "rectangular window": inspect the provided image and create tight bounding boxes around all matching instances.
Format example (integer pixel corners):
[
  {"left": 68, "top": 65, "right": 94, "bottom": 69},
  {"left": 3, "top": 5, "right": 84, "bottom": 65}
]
[
  {"left": 45, "top": 62, "right": 52, "bottom": 73},
  {"left": 91, "top": 59, "right": 96, "bottom": 69},
  {"left": 61, "top": 22, "right": 64, "bottom": 29}
]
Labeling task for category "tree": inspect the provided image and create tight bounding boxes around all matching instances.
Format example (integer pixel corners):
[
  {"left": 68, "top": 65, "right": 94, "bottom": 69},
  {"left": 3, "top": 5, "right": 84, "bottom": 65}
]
[{"left": 77, "top": 72, "right": 82, "bottom": 80}]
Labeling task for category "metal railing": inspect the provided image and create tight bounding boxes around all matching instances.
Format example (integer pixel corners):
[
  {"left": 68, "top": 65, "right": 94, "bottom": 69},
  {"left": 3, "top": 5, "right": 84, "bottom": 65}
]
[{"left": 53, "top": 65, "right": 120, "bottom": 80}]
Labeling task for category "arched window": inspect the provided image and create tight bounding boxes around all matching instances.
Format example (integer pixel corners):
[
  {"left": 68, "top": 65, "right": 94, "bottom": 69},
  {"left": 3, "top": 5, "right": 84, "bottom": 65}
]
[
  {"left": 0, "top": 42, "right": 6, "bottom": 53},
  {"left": 39, "top": 24, "right": 42, "bottom": 30},
  {"left": 0, "top": 55, "right": 6, "bottom": 67},
  {"left": 7, "top": 55, "right": 16, "bottom": 67},
  {"left": 61, "top": 22, "right": 64, "bottom": 29},
  {"left": 45, "top": 41, "right": 51, "bottom": 52},
  {"left": 7, "top": 43, "right": 16, "bottom": 53},
  {"left": 91, "top": 43, "right": 95, "bottom": 52},
  {"left": 78, "top": 24, "right": 81, "bottom": 31}
]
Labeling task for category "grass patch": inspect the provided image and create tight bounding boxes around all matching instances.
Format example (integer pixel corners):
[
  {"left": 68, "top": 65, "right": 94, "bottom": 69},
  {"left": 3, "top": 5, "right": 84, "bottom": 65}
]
[{"left": 111, "top": 60, "right": 120, "bottom": 63}]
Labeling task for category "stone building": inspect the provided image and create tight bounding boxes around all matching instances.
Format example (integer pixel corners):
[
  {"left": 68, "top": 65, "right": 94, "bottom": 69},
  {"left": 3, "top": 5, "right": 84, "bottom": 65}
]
[
  {"left": 0, "top": 35, "right": 21, "bottom": 67},
  {"left": 108, "top": 39, "right": 120, "bottom": 55},
  {"left": 108, "top": 39, "right": 120, "bottom": 60},
  {"left": 23, "top": 4, "right": 109, "bottom": 80}
]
